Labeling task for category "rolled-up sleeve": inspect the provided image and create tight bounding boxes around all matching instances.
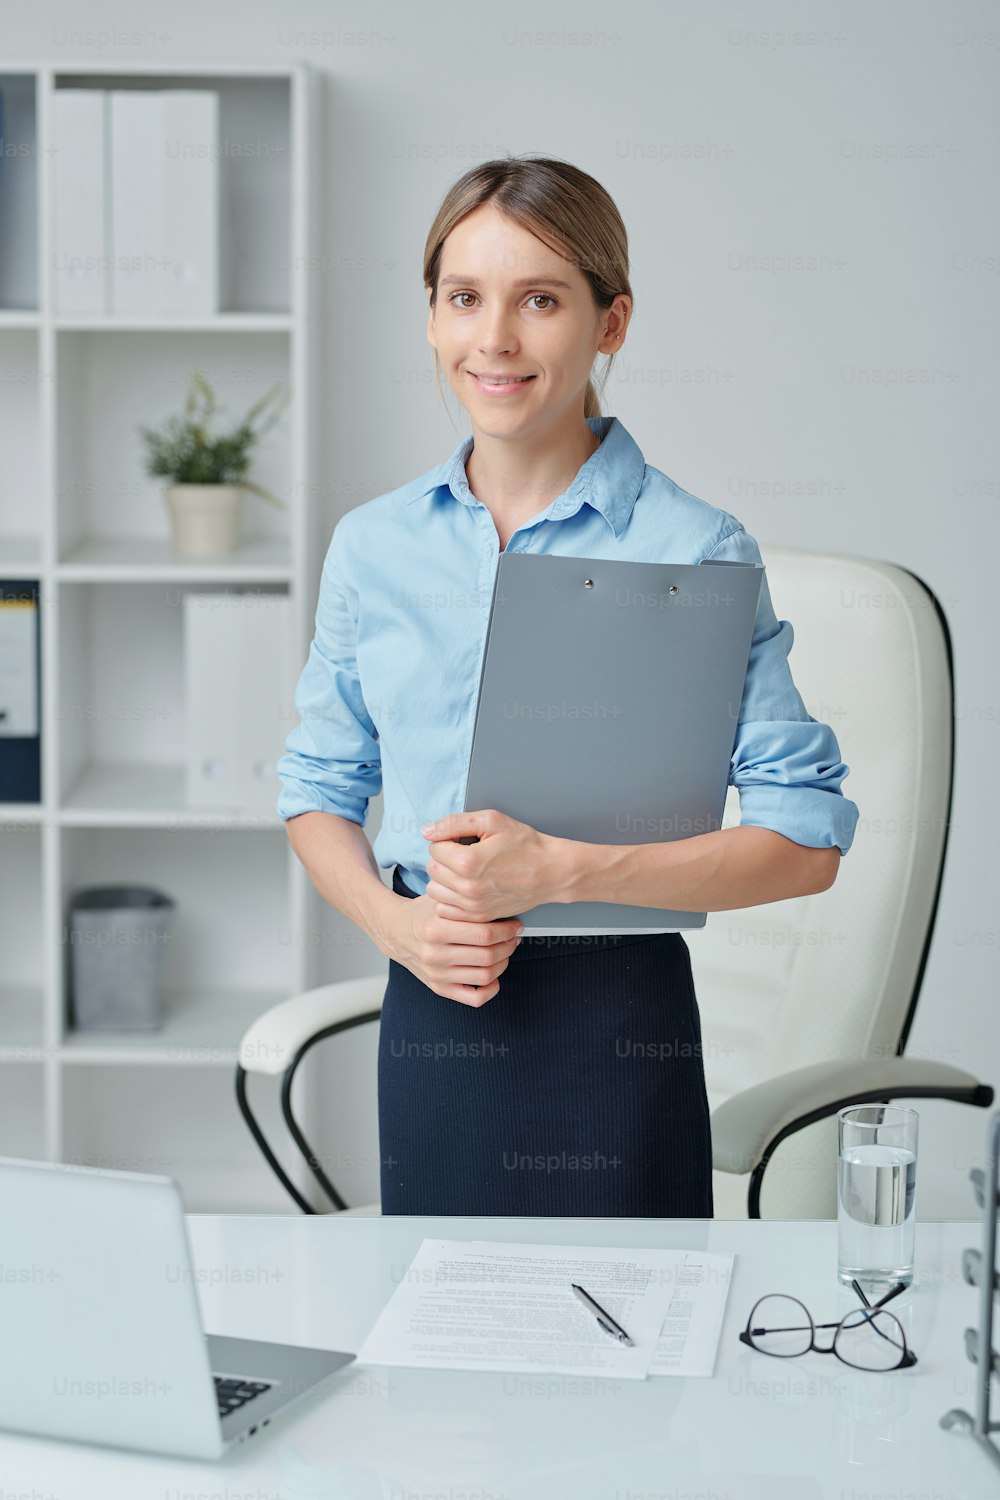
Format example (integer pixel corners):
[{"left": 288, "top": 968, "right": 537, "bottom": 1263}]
[
  {"left": 704, "top": 525, "right": 859, "bottom": 857},
  {"left": 276, "top": 521, "right": 382, "bottom": 825}
]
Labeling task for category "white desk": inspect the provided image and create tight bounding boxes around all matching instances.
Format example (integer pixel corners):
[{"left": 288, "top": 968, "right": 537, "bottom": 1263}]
[{"left": 1, "top": 1214, "right": 994, "bottom": 1498}]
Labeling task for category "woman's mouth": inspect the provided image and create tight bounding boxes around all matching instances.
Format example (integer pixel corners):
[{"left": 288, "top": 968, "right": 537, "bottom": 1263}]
[{"left": 468, "top": 372, "right": 537, "bottom": 395}]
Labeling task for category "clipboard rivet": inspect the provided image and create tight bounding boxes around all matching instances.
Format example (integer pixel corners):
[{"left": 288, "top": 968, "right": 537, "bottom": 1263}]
[
  {"left": 669, "top": 585, "right": 678, "bottom": 595},
  {"left": 584, "top": 578, "right": 594, "bottom": 588}
]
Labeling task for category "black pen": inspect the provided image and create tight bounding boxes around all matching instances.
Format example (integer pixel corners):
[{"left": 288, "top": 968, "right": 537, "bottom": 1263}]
[{"left": 571, "top": 1282, "right": 634, "bottom": 1346}]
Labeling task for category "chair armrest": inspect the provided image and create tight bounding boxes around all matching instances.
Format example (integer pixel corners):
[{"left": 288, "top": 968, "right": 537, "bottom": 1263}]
[
  {"left": 238, "top": 973, "right": 387, "bottom": 1077},
  {"left": 711, "top": 1056, "right": 994, "bottom": 1175}
]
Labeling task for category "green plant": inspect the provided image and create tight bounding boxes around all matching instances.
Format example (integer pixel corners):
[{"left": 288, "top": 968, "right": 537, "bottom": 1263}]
[{"left": 137, "top": 370, "right": 290, "bottom": 509}]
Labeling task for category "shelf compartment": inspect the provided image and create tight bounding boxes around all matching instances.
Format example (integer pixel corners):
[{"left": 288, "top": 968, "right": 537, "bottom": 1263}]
[
  {"left": 54, "top": 328, "right": 291, "bottom": 565},
  {"left": 51, "top": 72, "right": 292, "bottom": 317},
  {"left": 60, "top": 826, "right": 294, "bottom": 1028},
  {"left": 55, "top": 580, "right": 293, "bottom": 817}
]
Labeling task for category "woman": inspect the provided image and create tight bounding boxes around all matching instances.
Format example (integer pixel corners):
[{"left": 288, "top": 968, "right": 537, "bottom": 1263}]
[{"left": 277, "top": 155, "right": 859, "bottom": 1217}]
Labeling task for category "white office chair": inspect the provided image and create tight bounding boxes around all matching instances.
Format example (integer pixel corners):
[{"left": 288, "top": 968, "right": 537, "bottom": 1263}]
[{"left": 236, "top": 546, "right": 993, "bottom": 1217}]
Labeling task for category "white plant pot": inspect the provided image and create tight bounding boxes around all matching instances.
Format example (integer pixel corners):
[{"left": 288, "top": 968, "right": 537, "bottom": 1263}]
[{"left": 165, "top": 484, "right": 244, "bottom": 559}]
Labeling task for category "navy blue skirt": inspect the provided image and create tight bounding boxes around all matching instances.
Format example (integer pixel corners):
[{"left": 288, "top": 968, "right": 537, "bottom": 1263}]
[{"left": 377, "top": 866, "right": 714, "bottom": 1217}]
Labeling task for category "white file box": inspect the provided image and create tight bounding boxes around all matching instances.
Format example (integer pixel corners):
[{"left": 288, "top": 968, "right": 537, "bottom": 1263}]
[
  {"left": 160, "top": 91, "right": 220, "bottom": 315},
  {"left": 110, "top": 91, "right": 165, "bottom": 315},
  {"left": 184, "top": 591, "right": 291, "bottom": 809}
]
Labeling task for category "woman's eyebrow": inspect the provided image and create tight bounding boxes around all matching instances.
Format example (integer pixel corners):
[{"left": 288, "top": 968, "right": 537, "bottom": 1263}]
[{"left": 439, "top": 274, "right": 573, "bottom": 289}]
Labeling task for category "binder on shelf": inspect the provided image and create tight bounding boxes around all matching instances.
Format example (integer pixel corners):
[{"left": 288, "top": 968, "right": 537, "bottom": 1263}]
[
  {"left": 160, "top": 91, "right": 220, "bottom": 316},
  {"left": 0, "top": 580, "right": 41, "bottom": 804},
  {"left": 0, "top": 77, "right": 41, "bottom": 311},
  {"left": 110, "top": 89, "right": 220, "bottom": 316},
  {"left": 183, "top": 591, "right": 291, "bottom": 810},
  {"left": 53, "top": 90, "right": 108, "bottom": 315},
  {"left": 110, "top": 90, "right": 165, "bottom": 315}
]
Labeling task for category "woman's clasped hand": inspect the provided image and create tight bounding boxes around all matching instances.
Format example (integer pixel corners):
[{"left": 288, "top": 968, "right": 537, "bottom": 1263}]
[
  {"left": 384, "top": 809, "right": 565, "bottom": 1006},
  {"left": 387, "top": 896, "right": 523, "bottom": 1007}
]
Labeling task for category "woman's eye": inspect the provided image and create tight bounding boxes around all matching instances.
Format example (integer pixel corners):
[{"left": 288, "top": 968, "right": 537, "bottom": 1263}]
[{"left": 445, "top": 291, "right": 557, "bottom": 310}]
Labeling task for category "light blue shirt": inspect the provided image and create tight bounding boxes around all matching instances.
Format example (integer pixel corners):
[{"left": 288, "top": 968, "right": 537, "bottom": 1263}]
[{"left": 276, "top": 415, "right": 860, "bottom": 895}]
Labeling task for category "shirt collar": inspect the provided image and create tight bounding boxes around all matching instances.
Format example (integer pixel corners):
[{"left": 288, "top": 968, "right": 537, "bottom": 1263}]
[{"left": 402, "top": 415, "right": 646, "bottom": 539}]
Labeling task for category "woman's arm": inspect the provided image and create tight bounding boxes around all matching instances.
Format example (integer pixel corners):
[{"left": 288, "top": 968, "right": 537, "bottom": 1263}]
[
  {"left": 554, "top": 825, "right": 840, "bottom": 913},
  {"left": 286, "top": 810, "right": 402, "bottom": 957},
  {"left": 423, "top": 810, "right": 839, "bottom": 919}
]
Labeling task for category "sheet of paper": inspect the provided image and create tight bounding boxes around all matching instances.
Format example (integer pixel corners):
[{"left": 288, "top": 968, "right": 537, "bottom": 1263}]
[
  {"left": 646, "top": 1250, "right": 735, "bottom": 1377},
  {"left": 357, "top": 1239, "right": 734, "bottom": 1380}
]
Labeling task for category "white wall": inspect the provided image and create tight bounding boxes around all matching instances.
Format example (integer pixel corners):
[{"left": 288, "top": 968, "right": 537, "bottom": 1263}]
[{"left": 10, "top": 0, "right": 997, "bottom": 1217}]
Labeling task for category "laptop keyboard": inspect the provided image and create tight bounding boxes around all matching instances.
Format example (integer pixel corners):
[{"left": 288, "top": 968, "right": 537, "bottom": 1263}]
[{"left": 213, "top": 1375, "right": 273, "bottom": 1419}]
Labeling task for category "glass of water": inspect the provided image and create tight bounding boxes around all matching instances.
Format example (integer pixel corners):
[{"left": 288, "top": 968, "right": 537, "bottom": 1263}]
[{"left": 837, "top": 1105, "right": 918, "bottom": 1292}]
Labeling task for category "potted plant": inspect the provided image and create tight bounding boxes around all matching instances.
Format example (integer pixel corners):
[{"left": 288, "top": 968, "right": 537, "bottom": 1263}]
[{"left": 138, "top": 371, "right": 290, "bottom": 558}]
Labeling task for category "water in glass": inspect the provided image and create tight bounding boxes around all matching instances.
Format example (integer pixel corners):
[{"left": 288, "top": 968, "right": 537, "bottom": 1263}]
[{"left": 838, "top": 1142, "right": 916, "bottom": 1290}]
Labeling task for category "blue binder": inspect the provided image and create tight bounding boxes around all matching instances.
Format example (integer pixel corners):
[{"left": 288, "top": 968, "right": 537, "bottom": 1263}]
[{"left": 0, "top": 579, "right": 41, "bottom": 803}]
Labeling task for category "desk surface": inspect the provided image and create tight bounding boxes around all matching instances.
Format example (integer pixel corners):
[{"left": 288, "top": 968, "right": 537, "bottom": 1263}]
[{"left": 1, "top": 1214, "right": 995, "bottom": 1498}]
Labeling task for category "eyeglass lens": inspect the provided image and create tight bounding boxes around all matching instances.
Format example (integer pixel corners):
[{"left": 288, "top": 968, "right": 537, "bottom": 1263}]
[
  {"left": 747, "top": 1295, "right": 812, "bottom": 1356},
  {"left": 834, "top": 1306, "right": 909, "bottom": 1371}
]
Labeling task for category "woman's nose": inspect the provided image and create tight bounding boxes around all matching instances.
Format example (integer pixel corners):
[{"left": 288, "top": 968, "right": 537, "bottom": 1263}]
[{"left": 478, "top": 309, "right": 518, "bottom": 354}]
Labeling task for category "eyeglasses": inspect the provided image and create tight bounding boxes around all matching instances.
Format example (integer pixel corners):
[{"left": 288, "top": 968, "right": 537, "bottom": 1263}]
[{"left": 739, "top": 1278, "right": 918, "bottom": 1372}]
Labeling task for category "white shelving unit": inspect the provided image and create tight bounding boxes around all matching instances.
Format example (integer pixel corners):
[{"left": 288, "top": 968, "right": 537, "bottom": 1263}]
[{"left": 0, "top": 59, "right": 329, "bottom": 1211}]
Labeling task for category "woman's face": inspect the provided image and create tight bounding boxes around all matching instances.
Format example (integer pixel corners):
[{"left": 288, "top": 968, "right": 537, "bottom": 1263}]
[{"left": 427, "top": 201, "right": 627, "bottom": 437}]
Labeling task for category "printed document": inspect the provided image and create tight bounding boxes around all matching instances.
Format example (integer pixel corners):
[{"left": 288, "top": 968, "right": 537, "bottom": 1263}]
[{"left": 357, "top": 1239, "right": 733, "bottom": 1379}]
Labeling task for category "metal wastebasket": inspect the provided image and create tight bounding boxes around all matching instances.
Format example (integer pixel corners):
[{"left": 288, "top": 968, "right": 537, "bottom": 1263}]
[{"left": 68, "top": 885, "right": 175, "bottom": 1032}]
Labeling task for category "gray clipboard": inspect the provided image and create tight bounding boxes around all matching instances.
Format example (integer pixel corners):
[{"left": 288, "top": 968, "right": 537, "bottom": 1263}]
[{"left": 461, "top": 552, "right": 765, "bottom": 934}]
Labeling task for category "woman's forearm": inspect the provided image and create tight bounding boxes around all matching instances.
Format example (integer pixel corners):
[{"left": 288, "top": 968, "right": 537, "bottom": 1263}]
[
  {"left": 557, "top": 825, "right": 840, "bottom": 912},
  {"left": 285, "top": 810, "right": 402, "bottom": 956}
]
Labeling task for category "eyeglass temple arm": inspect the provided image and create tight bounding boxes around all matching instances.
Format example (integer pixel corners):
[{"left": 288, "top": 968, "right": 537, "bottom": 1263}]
[
  {"left": 853, "top": 1278, "right": 907, "bottom": 1309},
  {"left": 748, "top": 1322, "right": 814, "bottom": 1335},
  {"left": 751, "top": 1318, "right": 882, "bottom": 1334},
  {"left": 750, "top": 1281, "right": 908, "bottom": 1337}
]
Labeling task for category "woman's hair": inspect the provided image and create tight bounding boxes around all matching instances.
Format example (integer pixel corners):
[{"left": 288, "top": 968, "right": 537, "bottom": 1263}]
[{"left": 423, "top": 154, "right": 631, "bottom": 420}]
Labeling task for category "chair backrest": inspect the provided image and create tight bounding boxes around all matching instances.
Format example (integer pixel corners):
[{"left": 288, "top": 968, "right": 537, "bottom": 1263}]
[{"left": 688, "top": 546, "right": 953, "bottom": 1215}]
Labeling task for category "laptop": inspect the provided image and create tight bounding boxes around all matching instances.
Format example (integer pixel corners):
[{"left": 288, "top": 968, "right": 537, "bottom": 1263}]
[
  {"left": 462, "top": 552, "right": 764, "bottom": 935},
  {"left": 0, "top": 1156, "right": 355, "bottom": 1460}
]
